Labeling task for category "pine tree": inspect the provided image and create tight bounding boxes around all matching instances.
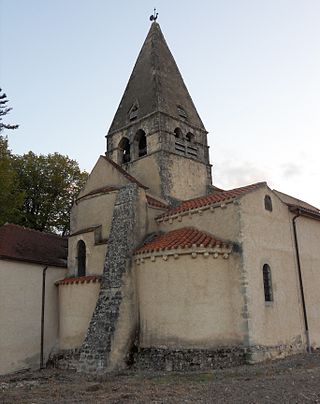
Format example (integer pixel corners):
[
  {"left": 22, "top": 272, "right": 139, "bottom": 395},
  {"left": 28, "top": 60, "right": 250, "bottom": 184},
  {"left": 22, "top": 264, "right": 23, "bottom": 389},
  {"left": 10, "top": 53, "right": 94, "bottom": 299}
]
[{"left": 0, "top": 88, "right": 19, "bottom": 132}]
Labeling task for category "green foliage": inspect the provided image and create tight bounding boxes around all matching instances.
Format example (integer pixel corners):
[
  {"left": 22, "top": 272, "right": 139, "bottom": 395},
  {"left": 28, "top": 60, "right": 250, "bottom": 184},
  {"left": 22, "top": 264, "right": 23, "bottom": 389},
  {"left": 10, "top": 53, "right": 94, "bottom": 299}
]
[
  {"left": 0, "top": 89, "right": 86, "bottom": 234},
  {"left": 0, "top": 136, "right": 24, "bottom": 226},
  {"left": 12, "top": 152, "right": 88, "bottom": 235},
  {"left": 0, "top": 88, "right": 19, "bottom": 132}
]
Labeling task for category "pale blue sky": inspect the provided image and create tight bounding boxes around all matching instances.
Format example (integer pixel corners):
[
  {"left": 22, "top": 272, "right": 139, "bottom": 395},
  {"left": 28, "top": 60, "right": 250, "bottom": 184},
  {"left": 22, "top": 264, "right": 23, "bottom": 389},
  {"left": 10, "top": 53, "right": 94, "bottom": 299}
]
[{"left": 1, "top": 0, "right": 320, "bottom": 206}]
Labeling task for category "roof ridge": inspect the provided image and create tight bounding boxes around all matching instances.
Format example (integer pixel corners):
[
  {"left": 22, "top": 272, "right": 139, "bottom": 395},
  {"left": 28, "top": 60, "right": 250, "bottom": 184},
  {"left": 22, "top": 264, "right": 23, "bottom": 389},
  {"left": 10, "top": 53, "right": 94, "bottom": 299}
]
[
  {"left": 1, "top": 223, "right": 66, "bottom": 239},
  {"left": 102, "top": 155, "right": 148, "bottom": 190}
]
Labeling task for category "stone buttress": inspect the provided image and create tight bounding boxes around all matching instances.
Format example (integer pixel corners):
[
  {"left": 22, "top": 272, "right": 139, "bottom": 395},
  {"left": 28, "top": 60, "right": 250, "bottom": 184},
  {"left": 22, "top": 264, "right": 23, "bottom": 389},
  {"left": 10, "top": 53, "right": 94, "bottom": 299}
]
[{"left": 78, "top": 184, "right": 141, "bottom": 373}]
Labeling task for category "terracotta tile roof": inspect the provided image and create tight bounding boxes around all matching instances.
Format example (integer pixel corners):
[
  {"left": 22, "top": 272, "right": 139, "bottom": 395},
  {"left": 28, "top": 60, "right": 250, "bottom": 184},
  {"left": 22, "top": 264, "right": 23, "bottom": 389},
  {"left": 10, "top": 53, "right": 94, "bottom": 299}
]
[
  {"left": 56, "top": 275, "right": 102, "bottom": 286},
  {"left": 146, "top": 195, "right": 168, "bottom": 209},
  {"left": 157, "top": 182, "right": 266, "bottom": 219},
  {"left": 0, "top": 224, "right": 67, "bottom": 267},
  {"left": 102, "top": 155, "right": 148, "bottom": 189},
  {"left": 135, "top": 227, "right": 230, "bottom": 254}
]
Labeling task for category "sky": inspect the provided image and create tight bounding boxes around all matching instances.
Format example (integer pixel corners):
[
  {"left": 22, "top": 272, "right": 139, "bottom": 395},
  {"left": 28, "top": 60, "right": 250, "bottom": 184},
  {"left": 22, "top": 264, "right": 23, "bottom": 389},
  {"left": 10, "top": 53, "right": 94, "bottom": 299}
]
[{"left": 1, "top": 0, "right": 320, "bottom": 207}]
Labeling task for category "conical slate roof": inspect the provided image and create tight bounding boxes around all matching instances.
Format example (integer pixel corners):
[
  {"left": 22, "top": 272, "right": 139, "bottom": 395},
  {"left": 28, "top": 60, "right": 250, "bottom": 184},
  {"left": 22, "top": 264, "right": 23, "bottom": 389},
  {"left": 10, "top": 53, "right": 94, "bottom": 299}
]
[{"left": 108, "top": 22, "right": 205, "bottom": 134}]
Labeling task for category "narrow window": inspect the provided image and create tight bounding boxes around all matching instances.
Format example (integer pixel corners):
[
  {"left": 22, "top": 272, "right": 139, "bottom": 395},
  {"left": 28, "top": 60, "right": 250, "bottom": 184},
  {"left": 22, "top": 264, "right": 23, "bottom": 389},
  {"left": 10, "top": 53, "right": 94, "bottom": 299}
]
[
  {"left": 174, "top": 127, "right": 182, "bottom": 139},
  {"left": 118, "top": 137, "right": 131, "bottom": 164},
  {"left": 186, "top": 132, "right": 194, "bottom": 142},
  {"left": 264, "top": 195, "right": 272, "bottom": 212},
  {"left": 134, "top": 129, "right": 147, "bottom": 158},
  {"left": 263, "top": 264, "right": 273, "bottom": 302},
  {"left": 77, "top": 240, "right": 86, "bottom": 277}
]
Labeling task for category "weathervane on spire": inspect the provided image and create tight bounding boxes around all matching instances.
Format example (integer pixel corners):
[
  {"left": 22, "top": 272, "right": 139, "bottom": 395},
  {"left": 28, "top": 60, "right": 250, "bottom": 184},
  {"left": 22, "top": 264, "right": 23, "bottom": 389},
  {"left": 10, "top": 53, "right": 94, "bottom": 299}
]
[{"left": 150, "top": 8, "right": 158, "bottom": 22}]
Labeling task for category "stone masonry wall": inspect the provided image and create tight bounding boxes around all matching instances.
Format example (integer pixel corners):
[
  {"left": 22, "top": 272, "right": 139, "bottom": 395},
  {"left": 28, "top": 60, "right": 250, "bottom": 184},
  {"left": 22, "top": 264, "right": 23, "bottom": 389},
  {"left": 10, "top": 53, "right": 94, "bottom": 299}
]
[
  {"left": 133, "top": 347, "right": 246, "bottom": 371},
  {"left": 78, "top": 184, "right": 139, "bottom": 373}
]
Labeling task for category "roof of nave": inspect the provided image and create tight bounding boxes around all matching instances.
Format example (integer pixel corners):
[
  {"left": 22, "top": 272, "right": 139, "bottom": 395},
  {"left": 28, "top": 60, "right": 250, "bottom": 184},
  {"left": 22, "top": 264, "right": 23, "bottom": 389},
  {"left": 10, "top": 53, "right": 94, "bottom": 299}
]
[
  {"left": 0, "top": 223, "right": 67, "bottom": 267},
  {"left": 134, "top": 227, "right": 231, "bottom": 255},
  {"left": 273, "top": 190, "right": 320, "bottom": 213},
  {"left": 157, "top": 182, "right": 266, "bottom": 219},
  {"left": 108, "top": 22, "right": 205, "bottom": 134}
]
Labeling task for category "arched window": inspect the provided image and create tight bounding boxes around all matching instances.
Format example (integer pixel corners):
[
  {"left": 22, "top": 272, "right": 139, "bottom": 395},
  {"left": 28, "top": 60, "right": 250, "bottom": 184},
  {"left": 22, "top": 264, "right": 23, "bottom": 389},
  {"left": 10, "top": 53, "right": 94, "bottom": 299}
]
[
  {"left": 174, "top": 128, "right": 182, "bottom": 139},
  {"left": 77, "top": 240, "right": 86, "bottom": 277},
  {"left": 264, "top": 195, "right": 273, "bottom": 212},
  {"left": 186, "top": 132, "right": 194, "bottom": 142},
  {"left": 263, "top": 264, "right": 273, "bottom": 302},
  {"left": 118, "top": 137, "right": 131, "bottom": 164},
  {"left": 134, "top": 129, "right": 147, "bottom": 158}
]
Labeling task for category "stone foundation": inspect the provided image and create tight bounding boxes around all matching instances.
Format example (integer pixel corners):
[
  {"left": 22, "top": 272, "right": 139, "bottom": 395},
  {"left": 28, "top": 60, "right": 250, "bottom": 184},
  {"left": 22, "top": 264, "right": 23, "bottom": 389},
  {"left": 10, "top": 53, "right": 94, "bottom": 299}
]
[
  {"left": 49, "top": 349, "right": 80, "bottom": 370},
  {"left": 246, "top": 338, "right": 306, "bottom": 364},
  {"left": 133, "top": 346, "right": 246, "bottom": 371}
]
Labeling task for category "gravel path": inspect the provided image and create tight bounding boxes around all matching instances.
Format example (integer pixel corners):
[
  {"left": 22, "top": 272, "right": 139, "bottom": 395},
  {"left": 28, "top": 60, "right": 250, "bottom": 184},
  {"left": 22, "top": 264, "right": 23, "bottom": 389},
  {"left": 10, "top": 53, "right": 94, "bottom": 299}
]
[{"left": 1, "top": 352, "right": 320, "bottom": 403}]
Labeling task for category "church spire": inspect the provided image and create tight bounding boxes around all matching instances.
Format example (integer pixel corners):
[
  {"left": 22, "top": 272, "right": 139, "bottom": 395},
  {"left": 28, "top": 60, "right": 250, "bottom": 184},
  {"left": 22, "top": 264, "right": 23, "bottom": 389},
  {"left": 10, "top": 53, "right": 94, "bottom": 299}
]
[
  {"left": 108, "top": 21, "right": 206, "bottom": 134},
  {"left": 106, "top": 22, "right": 212, "bottom": 202}
]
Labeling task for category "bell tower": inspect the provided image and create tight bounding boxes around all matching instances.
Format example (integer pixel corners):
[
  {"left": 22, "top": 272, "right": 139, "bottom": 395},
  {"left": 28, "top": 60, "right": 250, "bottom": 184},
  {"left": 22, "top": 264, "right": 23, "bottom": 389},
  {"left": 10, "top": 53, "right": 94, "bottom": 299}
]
[{"left": 106, "top": 21, "right": 212, "bottom": 203}]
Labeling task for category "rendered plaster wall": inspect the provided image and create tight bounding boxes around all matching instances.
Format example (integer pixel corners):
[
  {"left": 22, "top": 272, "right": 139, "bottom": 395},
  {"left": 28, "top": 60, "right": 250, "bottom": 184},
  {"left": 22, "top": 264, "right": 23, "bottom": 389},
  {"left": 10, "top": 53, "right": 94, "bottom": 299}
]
[
  {"left": 126, "top": 151, "right": 211, "bottom": 202},
  {"left": 157, "top": 202, "right": 241, "bottom": 243},
  {"left": 0, "top": 261, "right": 66, "bottom": 375},
  {"left": 68, "top": 231, "right": 107, "bottom": 277},
  {"left": 77, "top": 156, "right": 130, "bottom": 197},
  {"left": 239, "top": 187, "right": 305, "bottom": 356},
  {"left": 70, "top": 191, "right": 117, "bottom": 239},
  {"left": 126, "top": 154, "right": 162, "bottom": 200},
  {"left": 58, "top": 282, "right": 101, "bottom": 350},
  {"left": 137, "top": 253, "right": 243, "bottom": 349},
  {"left": 293, "top": 215, "right": 320, "bottom": 348}
]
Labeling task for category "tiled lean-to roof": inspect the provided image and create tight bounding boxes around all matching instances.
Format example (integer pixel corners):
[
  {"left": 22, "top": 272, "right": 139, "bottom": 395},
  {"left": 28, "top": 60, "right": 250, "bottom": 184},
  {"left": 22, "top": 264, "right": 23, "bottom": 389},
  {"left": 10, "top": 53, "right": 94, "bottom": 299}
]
[
  {"left": 157, "top": 182, "right": 266, "bottom": 219},
  {"left": 146, "top": 195, "right": 168, "bottom": 209},
  {"left": 134, "top": 227, "right": 230, "bottom": 255},
  {"left": 56, "top": 275, "right": 102, "bottom": 286},
  {"left": 0, "top": 223, "right": 67, "bottom": 267}
]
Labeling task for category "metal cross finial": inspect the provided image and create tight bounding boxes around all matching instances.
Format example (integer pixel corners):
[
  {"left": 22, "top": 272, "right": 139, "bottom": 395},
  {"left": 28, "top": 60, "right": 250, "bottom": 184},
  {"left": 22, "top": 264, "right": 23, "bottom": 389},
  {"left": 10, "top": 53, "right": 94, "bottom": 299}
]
[{"left": 150, "top": 8, "right": 158, "bottom": 22}]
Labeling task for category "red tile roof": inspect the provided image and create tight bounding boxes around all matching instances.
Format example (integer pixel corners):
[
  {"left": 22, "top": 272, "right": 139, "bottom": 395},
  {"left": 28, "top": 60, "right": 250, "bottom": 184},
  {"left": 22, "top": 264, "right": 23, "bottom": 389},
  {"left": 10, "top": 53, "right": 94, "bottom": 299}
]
[
  {"left": 135, "top": 227, "right": 230, "bottom": 254},
  {"left": 157, "top": 182, "right": 266, "bottom": 218},
  {"left": 102, "top": 155, "right": 148, "bottom": 189},
  {"left": 0, "top": 224, "right": 67, "bottom": 267},
  {"left": 146, "top": 195, "right": 168, "bottom": 209},
  {"left": 56, "top": 275, "right": 101, "bottom": 285}
]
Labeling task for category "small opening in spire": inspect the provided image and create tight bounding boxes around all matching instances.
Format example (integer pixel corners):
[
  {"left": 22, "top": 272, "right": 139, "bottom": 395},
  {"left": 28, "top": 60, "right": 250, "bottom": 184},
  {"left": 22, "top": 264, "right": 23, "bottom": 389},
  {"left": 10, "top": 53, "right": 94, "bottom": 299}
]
[
  {"left": 128, "top": 100, "right": 139, "bottom": 121},
  {"left": 177, "top": 105, "right": 188, "bottom": 120}
]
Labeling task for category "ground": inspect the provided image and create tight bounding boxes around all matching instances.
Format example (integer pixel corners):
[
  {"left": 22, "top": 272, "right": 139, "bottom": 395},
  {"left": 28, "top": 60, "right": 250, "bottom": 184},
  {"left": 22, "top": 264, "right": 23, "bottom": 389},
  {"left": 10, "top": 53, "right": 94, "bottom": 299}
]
[{"left": 1, "top": 352, "right": 320, "bottom": 403}]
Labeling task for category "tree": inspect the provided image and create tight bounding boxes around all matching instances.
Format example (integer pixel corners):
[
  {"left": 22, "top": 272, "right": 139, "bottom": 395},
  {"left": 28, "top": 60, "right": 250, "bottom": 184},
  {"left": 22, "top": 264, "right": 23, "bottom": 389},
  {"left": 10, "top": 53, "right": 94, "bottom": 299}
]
[
  {"left": 0, "top": 88, "right": 19, "bottom": 132},
  {"left": 0, "top": 136, "right": 24, "bottom": 226},
  {"left": 13, "top": 152, "right": 88, "bottom": 235}
]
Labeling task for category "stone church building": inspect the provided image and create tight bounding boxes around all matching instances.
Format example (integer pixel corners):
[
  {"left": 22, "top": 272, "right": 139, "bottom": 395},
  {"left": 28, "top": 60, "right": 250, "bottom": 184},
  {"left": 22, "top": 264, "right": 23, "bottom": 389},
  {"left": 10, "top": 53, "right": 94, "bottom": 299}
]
[{"left": 1, "top": 21, "right": 320, "bottom": 375}]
